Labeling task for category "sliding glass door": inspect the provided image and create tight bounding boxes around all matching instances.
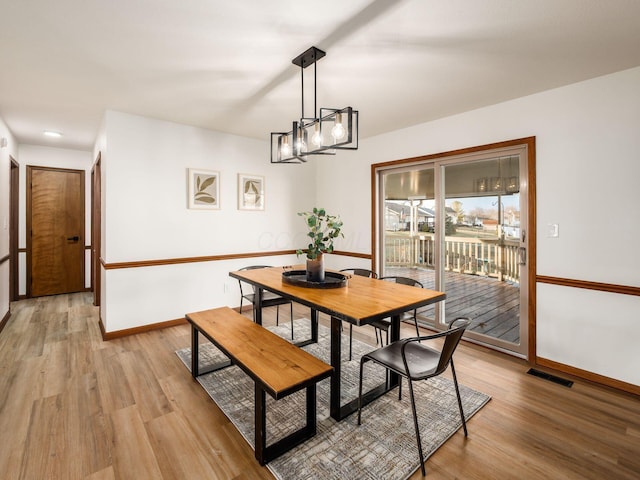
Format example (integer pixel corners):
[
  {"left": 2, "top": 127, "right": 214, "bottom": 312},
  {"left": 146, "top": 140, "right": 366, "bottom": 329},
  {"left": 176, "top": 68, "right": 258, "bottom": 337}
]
[{"left": 377, "top": 145, "right": 529, "bottom": 356}]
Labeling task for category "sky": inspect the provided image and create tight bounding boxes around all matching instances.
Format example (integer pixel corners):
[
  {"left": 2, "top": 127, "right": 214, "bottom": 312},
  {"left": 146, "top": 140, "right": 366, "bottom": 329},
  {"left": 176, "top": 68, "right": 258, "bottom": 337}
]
[{"left": 420, "top": 193, "right": 520, "bottom": 213}]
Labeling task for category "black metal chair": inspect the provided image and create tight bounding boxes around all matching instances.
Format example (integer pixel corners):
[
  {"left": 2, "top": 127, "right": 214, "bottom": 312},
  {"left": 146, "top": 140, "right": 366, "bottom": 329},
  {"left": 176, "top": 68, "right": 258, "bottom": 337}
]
[
  {"left": 340, "top": 268, "right": 378, "bottom": 360},
  {"left": 370, "top": 276, "right": 425, "bottom": 348},
  {"left": 237, "top": 265, "right": 294, "bottom": 339},
  {"left": 357, "top": 317, "right": 471, "bottom": 476}
]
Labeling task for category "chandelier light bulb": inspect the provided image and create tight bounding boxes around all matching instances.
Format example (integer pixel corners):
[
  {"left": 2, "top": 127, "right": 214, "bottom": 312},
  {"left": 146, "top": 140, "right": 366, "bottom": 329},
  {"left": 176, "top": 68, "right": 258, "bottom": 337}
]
[
  {"left": 281, "top": 136, "right": 290, "bottom": 156},
  {"left": 295, "top": 135, "right": 307, "bottom": 153},
  {"left": 294, "top": 127, "right": 307, "bottom": 153},
  {"left": 331, "top": 113, "right": 346, "bottom": 140},
  {"left": 311, "top": 124, "right": 323, "bottom": 147}
]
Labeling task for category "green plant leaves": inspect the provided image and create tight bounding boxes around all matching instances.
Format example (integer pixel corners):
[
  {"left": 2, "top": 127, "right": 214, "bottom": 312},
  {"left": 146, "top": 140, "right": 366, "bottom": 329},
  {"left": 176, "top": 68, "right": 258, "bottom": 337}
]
[{"left": 296, "top": 208, "right": 344, "bottom": 260}]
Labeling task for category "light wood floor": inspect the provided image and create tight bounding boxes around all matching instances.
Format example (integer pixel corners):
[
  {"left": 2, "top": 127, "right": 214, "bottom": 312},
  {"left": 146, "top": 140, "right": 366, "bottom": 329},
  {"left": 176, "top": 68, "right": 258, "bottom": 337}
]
[{"left": 1, "top": 293, "right": 639, "bottom": 479}]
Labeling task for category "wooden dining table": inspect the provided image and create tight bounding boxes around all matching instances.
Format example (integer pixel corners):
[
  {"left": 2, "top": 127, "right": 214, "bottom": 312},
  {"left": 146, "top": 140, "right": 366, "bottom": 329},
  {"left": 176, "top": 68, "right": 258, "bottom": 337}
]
[{"left": 229, "top": 265, "right": 446, "bottom": 421}]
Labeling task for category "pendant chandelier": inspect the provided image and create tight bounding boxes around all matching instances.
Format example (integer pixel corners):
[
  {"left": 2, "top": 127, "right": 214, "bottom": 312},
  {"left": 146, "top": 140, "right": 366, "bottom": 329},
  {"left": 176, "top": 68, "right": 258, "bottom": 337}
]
[{"left": 270, "top": 46, "right": 359, "bottom": 164}]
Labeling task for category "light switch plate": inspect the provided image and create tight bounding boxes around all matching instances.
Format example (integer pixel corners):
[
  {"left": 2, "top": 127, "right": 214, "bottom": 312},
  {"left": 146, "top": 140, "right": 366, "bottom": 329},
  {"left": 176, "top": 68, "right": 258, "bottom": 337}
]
[{"left": 547, "top": 223, "right": 559, "bottom": 238}]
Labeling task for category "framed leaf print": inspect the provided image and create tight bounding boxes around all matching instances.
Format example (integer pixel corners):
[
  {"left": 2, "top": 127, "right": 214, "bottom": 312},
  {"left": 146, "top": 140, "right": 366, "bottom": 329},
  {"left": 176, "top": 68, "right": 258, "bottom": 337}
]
[
  {"left": 238, "top": 174, "right": 265, "bottom": 211},
  {"left": 188, "top": 169, "right": 220, "bottom": 209}
]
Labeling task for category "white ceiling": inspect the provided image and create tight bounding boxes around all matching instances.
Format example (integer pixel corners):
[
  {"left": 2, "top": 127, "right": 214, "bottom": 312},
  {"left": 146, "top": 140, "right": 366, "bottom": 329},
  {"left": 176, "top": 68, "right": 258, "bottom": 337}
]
[{"left": 2, "top": 0, "right": 640, "bottom": 151}]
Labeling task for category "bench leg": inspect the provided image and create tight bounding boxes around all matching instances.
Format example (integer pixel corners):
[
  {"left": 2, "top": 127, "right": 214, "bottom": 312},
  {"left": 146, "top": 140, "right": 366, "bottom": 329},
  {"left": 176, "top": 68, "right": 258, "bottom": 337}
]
[
  {"left": 190, "top": 324, "right": 232, "bottom": 377},
  {"left": 254, "top": 384, "right": 318, "bottom": 465},
  {"left": 255, "top": 385, "right": 267, "bottom": 465},
  {"left": 306, "top": 382, "right": 317, "bottom": 432}
]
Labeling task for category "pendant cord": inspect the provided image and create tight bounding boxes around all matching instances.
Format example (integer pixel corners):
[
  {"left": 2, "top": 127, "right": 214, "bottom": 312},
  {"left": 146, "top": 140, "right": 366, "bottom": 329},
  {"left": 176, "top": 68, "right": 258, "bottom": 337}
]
[{"left": 301, "top": 65, "right": 304, "bottom": 119}]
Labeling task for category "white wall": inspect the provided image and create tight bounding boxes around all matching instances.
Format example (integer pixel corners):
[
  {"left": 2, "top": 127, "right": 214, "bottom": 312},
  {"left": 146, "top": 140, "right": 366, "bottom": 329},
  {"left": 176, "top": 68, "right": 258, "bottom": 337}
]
[
  {"left": 0, "top": 116, "right": 19, "bottom": 319},
  {"left": 316, "top": 66, "right": 640, "bottom": 386},
  {"left": 99, "top": 111, "right": 317, "bottom": 332},
  {"left": 93, "top": 116, "right": 108, "bottom": 327},
  {"left": 16, "top": 145, "right": 93, "bottom": 294},
  {"left": 5, "top": 66, "right": 638, "bottom": 388},
  {"left": 537, "top": 284, "right": 640, "bottom": 382}
]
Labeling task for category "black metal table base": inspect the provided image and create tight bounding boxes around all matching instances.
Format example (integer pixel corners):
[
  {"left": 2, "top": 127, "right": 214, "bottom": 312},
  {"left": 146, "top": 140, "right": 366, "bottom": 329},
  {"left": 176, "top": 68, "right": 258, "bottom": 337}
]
[
  {"left": 245, "top": 287, "right": 400, "bottom": 422},
  {"left": 329, "top": 315, "right": 400, "bottom": 421}
]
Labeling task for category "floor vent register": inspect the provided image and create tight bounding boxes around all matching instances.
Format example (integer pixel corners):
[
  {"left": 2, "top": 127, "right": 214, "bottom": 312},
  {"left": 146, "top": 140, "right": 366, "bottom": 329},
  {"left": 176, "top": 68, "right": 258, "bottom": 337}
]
[{"left": 526, "top": 368, "right": 574, "bottom": 388}]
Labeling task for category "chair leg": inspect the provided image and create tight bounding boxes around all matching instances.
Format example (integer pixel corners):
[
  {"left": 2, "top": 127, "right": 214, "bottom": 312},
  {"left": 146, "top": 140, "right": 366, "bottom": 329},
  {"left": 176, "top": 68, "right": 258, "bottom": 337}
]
[
  {"left": 407, "top": 378, "right": 426, "bottom": 476},
  {"left": 276, "top": 305, "right": 280, "bottom": 326},
  {"left": 450, "top": 359, "right": 468, "bottom": 436},
  {"left": 414, "top": 312, "right": 421, "bottom": 343}
]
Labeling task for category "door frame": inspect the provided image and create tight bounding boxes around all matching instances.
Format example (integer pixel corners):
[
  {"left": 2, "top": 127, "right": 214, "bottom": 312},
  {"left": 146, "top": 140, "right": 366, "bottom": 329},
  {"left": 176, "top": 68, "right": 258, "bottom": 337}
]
[
  {"left": 91, "top": 152, "right": 101, "bottom": 306},
  {"left": 371, "top": 137, "right": 536, "bottom": 361},
  {"left": 26, "top": 165, "right": 86, "bottom": 298},
  {"left": 9, "top": 157, "right": 19, "bottom": 301}
]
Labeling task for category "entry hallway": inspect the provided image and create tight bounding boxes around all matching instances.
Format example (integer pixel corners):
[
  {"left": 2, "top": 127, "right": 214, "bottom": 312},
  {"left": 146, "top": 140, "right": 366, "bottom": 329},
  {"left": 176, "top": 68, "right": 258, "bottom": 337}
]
[{"left": 1, "top": 293, "right": 638, "bottom": 479}]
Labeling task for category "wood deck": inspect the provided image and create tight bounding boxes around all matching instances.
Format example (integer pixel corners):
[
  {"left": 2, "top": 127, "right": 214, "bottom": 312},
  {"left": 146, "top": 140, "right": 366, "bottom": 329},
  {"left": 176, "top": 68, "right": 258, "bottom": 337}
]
[{"left": 385, "top": 266, "right": 521, "bottom": 343}]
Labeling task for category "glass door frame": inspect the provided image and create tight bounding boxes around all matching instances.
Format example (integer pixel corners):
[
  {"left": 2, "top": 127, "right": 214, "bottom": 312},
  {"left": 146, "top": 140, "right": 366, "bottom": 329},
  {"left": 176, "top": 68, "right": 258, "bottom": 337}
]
[{"left": 371, "top": 137, "right": 536, "bottom": 360}]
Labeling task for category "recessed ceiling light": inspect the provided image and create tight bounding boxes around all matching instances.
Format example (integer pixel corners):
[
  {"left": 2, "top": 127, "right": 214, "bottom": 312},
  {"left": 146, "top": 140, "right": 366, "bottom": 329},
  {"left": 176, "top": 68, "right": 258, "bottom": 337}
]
[{"left": 43, "top": 130, "right": 63, "bottom": 138}]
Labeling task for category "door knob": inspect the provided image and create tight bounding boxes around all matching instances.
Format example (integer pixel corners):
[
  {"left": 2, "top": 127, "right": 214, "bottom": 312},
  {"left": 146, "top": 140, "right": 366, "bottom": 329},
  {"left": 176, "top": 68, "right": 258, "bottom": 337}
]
[{"left": 67, "top": 236, "right": 80, "bottom": 242}]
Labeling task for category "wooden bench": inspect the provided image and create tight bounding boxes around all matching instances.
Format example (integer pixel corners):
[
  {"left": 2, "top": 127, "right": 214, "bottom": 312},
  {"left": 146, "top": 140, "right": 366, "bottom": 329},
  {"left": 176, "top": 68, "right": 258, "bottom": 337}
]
[{"left": 185, "top": 307, "right": 333, "bottom": 465}]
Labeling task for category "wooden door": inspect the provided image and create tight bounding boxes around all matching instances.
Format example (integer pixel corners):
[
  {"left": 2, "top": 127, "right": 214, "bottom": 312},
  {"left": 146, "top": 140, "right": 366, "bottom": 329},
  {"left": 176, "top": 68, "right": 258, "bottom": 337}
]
[{"left": 27, "top": 166, "right": 85, "bottom": 297}]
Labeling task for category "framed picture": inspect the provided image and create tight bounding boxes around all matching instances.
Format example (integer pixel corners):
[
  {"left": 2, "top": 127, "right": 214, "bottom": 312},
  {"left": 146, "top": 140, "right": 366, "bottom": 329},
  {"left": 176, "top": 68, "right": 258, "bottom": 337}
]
[
  {"left": 238, "top": 174, "right": 265, "bottom": 210},
  {"left": 188, "top": 169, "right": 220, "bottom": 209}
]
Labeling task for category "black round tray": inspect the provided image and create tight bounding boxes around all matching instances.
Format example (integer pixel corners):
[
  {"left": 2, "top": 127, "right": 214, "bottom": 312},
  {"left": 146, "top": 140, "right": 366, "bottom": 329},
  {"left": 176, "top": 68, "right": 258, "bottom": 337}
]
[{"left": 282, "top": 270, "right": 348, "bottom": 289}]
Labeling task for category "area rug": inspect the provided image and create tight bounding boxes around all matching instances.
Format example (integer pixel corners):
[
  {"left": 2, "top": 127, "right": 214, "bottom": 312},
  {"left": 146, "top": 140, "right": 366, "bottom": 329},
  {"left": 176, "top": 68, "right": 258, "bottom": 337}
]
[{"left": 176, "top": 319, "right": 490, "bottom": 479}]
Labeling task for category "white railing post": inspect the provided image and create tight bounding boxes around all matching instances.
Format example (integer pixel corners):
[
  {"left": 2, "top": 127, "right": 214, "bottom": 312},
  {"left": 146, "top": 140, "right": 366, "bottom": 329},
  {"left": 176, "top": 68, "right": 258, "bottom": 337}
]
[{"left": 384, "top": 233, "right": 519, "bottom": 282}]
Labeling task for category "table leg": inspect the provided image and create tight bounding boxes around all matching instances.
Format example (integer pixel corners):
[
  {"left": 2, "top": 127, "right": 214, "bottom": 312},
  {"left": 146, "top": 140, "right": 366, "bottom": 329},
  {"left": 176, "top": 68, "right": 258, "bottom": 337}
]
[
  {"left": 331, "top": 315, "right": 402, "bottom": 420},
  {"left": 191, "top": 325, "right": 199, "bottom": 378},
  {"left": 311, "top": 308, "right": 318, "bottom": 343},
  {"left": 292, "top": 308, "right": 319, "bottom": 348},
  {"left": 390, "top": 313, "right": 400, "bottom": 342},
  {"left": 255, "top": 287, "right": 263, "bottom": 325},
  {"left": 389, "top": 314, "right": 400, "bottom": 388},
  {"left": 329, "top": 315, "right": 342, "bottom": 420}
]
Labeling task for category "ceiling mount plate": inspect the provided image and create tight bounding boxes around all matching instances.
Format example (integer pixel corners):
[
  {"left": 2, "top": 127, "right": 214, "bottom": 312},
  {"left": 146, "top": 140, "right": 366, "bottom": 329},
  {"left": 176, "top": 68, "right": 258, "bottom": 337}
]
[{"left": 292, "top": 46, "right": 326, "bottom": 68}]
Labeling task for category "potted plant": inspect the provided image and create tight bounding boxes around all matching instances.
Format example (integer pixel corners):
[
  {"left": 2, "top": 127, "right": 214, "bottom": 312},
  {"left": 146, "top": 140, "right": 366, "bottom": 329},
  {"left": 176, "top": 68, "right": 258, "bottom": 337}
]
[{"left": 296, "top": 207, "right": 344, "bottom": 282}]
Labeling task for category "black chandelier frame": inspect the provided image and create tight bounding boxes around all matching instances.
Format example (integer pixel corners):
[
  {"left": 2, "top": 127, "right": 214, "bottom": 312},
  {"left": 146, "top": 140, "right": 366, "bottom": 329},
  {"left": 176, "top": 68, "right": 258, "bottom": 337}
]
[{"left": 270, "top": 46, "right": 359, "bottom": 164}]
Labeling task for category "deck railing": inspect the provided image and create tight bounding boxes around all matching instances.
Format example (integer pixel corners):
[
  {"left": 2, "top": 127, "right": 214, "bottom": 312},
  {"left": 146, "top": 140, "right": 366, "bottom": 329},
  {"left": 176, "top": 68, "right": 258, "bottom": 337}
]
[{"left": 384, "top": 234, "right": 520, "bottom": 283}]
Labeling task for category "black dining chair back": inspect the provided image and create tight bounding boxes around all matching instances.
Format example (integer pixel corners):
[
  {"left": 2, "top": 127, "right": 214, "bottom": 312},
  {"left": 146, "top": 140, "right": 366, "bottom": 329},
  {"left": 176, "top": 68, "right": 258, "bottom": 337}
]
[
  {"left": 237, "top": 265, "right": 294, "bottom": 339},
  {"left": 372, "top": 276, "right": 425, "bottom": 345},
  {"left": 357, "top": 317, "right": 471, "bottom": 476},
  {"left": 339, "top": 268, "right": 378, "bottom": 279},
  {"left": 380, "top": 275, "right": 423, "bottom": 289}
]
